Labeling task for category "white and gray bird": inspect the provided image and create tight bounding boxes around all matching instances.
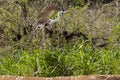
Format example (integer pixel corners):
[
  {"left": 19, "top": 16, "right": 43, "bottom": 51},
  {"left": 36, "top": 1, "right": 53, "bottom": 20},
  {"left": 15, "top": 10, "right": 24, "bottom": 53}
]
[{"left": 28, "top": 1, "right": 67, "bottom": 41}]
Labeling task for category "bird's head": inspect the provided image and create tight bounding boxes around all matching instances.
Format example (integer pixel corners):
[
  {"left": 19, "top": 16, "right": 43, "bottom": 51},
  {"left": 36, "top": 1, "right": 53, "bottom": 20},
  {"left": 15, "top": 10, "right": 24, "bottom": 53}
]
[{"left": 58, "top": 10, "right": 67, "bottom": 16}]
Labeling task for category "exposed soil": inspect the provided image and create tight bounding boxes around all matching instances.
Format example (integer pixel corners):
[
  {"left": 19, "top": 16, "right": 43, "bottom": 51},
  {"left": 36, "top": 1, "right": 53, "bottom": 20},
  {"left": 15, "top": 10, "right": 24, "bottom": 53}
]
[{"left": 0, "top": 75, "right": 120, "bottom": 80}]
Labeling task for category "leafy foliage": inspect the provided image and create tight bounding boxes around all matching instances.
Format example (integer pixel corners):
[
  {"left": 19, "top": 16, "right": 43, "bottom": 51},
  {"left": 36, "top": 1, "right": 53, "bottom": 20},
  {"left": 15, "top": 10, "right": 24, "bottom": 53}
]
[{"left": 0, "top": 44, "right": 120, "bottom": 77}]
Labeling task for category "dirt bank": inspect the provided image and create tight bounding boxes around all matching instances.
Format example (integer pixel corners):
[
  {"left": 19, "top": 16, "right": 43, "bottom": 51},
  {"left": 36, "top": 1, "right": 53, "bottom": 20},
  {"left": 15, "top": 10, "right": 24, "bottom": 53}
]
[{"left": 0, "top": 75, "right": 120, "bottom": 80}]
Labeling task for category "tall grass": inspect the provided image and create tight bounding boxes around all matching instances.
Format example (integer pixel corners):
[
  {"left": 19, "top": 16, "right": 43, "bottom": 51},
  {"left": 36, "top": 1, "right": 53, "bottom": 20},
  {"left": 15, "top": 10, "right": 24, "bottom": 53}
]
[{"left": 0, "top": 43, "right": 120, "bottom": 77}]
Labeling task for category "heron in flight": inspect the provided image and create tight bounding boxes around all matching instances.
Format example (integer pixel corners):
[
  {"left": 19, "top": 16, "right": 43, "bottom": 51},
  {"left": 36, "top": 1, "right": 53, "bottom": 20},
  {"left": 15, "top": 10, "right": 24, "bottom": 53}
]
[{"left": 28, "top": 1, "right": 67, "bottom": 42}]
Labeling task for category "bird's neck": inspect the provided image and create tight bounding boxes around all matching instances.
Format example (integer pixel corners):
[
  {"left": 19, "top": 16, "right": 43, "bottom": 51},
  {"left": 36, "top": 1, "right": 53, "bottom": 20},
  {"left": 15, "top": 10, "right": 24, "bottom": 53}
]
[
  {"left": 54, "top": 12, "right": 61, "bottom": 22},
  {"left": 47, "top": 12, "right": 61, "bottom": 25}
]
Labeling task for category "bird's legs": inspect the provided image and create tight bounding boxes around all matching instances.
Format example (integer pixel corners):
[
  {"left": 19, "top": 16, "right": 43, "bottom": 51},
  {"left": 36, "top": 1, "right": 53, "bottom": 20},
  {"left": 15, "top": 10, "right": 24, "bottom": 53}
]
[
  {"left": 28, "top": 26, "right": 38, "bottom": 42},
  {"left": 28, "top": 24, "right": 44, "bottom": 42},
  {"left": 39, "top": 27, "right": 46, "bottom": 47}
]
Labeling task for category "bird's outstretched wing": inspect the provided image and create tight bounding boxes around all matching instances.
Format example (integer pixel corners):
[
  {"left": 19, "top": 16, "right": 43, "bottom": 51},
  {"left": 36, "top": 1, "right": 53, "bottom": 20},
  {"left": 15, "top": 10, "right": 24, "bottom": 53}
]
[
  {"left": 37, "top": 1, "right": 59, "bottom": 24},
  {"left": 28, "top": 1, "right": 59, "bottom": 42}
]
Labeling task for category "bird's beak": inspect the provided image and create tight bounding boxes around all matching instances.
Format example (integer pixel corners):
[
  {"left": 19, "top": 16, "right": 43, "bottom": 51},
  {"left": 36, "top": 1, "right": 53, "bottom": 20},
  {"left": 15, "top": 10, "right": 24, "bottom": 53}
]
[{"left": 63, "top": 10, "right": 67, "bottom": 13}]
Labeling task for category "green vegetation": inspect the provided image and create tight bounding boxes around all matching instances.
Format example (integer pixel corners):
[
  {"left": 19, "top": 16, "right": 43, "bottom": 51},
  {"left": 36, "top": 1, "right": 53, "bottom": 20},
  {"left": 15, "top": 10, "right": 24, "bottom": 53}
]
[
  {"left": 0, "top": 43, "right": 120, "bottom": 77},
  {"left": 0, "top": 0, "right": 120, "bottom": 77}
]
